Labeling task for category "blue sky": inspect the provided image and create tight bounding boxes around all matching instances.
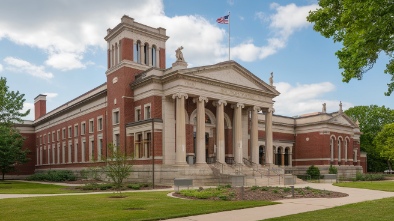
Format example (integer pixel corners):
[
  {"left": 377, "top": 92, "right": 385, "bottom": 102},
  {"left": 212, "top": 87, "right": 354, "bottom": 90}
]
[{"left": 0, "top": 0, "right": 392, "bottom": 120}]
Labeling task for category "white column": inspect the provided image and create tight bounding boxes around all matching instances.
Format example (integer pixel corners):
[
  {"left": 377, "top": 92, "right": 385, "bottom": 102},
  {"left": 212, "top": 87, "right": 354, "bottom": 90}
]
[
  {"left": 232, "top": 103, "right": 244, "bottom": 164},
  {"left": 194, "top": 96, "right": 208, "bottom": 165},
  {"left": 172, "top": 93, "right": 188, "bottom": 165},
  {"left": 265, "top": 108, "right": 274, "bottom": 165},
  {"left": 213, "top": 100, "right": 227, "bottom": 163},
  {"left": 251, "top": 106, "right": 260, "bottom": 164},
  {"left": 289, "top": 148, "right": 293, "bottom": 167}
]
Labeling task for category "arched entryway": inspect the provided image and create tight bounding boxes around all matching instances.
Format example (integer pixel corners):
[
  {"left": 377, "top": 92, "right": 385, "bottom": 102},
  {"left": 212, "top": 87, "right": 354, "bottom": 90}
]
[{"left": 259, "top": 145, "right": 265, "bottom": 164}]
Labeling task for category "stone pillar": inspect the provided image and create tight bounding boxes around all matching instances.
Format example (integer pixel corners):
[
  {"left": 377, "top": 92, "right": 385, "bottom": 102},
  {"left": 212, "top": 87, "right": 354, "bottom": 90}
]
[
  {"left": 265, "top": 108, "right": 274, "bottom": 165},
  {"left": 213, "top": 100, "right": 227, "bottom": 163},
  {"left": 172, "top": 93, "right": 188, "bottom": 165},
  {"left": 232, "top": 103, "right": 244, "bottom": 164},
  {"left": 194, "top": 96, "right": 208, "bottom": 165},
  {"left": 281, "top": 152, "right": 285, "bottom": 166},
  {"left": 140, "top": 44, "right": 144, "bottom": 64},
  {"left": 289, "top": 149, "right": 293, "bottom": 167},
  {"left": 251, "top": 106, "right": 260, "bottom": 164}
]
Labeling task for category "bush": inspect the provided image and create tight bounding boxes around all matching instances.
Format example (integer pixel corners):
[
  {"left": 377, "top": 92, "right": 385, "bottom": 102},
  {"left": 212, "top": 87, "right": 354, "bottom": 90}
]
[
  {"left": 306, "top": 165, "right": 320, "bottom": 179},
  {"left": 355, "top": 172, "right": 385, "bottom": 181},
  {"left": 27, "top": 170, "right": 76, "bottom": 182},
  {"left": 328, "top": 164, "right": 338, "bottom": 174},
  {"left": 127, "top": 184, "right": 141, "bottom": 190}
]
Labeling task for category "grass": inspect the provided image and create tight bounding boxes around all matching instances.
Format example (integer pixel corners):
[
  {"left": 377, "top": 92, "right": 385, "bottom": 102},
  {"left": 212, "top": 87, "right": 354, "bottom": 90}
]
[
  {"left": 265, "top": 181, "right": 394, "bottom": 221},
  {"left": 265, "top": 197, "right": 394, "bottom": 221},
  {"left": 334, "top": 180, "right": 394, "bottom": 192},
  {"left": 0, "top": 191, "right": 277, "bottom": 221},
  {"left": 0, "top": 181, "right": 78, "bottom": 194}
]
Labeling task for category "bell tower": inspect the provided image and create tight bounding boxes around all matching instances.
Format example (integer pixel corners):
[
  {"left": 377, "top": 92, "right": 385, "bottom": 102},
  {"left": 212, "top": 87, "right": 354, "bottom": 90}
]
[{"left": 104, "top": 15, "right": 168, "bottom": 149}]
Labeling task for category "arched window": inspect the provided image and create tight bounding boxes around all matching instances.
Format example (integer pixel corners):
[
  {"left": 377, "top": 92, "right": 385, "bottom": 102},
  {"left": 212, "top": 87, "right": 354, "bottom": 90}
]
[
  {"left": 144, "top": 43, "right": 149, "bottom": 65},
  {"left": 330, "top": 137, "right": 334, "bottom": 162},
  {"left": 345, "top": 138, "right": 348, "bottom": 162},
  {"left": 338, "top": 139, "right": 342, "bottom": 163},
  {"left": 111, "top": 45, "right": 115, "bottom": 67},
  {"left": 134, "top": 41, "right": 141, "bottom": 63},
  {"left": 115, "top": 43, "right": 118, "bottom": 65},
  {"left": 151, "top": 46, "right": 157, "bottom": 67}
]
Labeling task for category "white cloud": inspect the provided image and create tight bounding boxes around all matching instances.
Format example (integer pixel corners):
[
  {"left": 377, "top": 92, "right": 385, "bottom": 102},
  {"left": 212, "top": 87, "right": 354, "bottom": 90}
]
[
  {"left": 273, "top": 81, "right": 352, "bottom": 116},
  {"left": 43, "top": 92, "right": 58, "bottom": 100},
  {"left": 45, "top": 53, "right": 86, "bottom": 71},
  {"left": 22, "top": 102, "right": 34, "bottom": 121},
  {"left": 0, "top": 63, "right": 3, "bottom": 72},
  {"left": 227, "top": 0, "right": 235, "bottom": 6},
  {"left": 232, "top": 3, "right": 318, "bottom": 62},
  {"left": 3, "top": 57, "right": 53, "bottom": 79}
]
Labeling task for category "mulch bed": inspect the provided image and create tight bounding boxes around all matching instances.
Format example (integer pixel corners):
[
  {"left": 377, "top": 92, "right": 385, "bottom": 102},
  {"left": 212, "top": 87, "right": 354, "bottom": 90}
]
[{"left": 173, "top": 186, "right": 348, "bottom": 201}]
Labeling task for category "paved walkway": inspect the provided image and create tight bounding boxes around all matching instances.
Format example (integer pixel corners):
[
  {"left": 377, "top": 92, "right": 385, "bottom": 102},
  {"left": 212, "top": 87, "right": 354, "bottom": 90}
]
[
  {"left": 1, "top": 182, "right": 394, "bottom": 220},
  {"left": 165, "top": 183, "right": 394, "bottom": 221}
]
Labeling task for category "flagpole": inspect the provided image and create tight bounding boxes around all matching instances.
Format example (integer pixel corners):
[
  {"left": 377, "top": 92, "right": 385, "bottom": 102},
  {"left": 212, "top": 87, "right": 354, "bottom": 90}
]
[{"left": 228, "top": 11, "right": 230, "bottom": 61}]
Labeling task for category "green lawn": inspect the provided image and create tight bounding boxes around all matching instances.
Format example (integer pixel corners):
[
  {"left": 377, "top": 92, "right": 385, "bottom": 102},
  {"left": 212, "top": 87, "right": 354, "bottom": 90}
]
[
  {"left": 334, "top": 180, "right": 394, "bottom": 192},
  {"left": 265, "top": 197, "right": 394, "bottom": 221},
  {"left": 0, "top": 191, "right": 277, "bottom": 221},
  {"left": 0, "top": 181, "right": 78, "bottom": 194},
  {"left": 265, "top": 181, "right": 394, "bottom": 221}
]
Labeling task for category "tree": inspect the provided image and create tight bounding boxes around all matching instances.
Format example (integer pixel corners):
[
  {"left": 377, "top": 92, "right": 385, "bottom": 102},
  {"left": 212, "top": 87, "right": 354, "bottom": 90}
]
[
  {"left": 0, "top": 77, "right": 30, "bottom": 125},
  {"left": 103, "top": 143, "right": 133, "bottom": 195},
  {"left": 307, "top": 0, "right": 394, "bottom": 95},
  {"left": 374, "top": 123, "right": 394, "bottom": 170},
  {"left": 345, "top": 105, "right": 394, "bottom": 172},
  {"left": 0, "top": 125, "right": 29, "bottom": 180}
]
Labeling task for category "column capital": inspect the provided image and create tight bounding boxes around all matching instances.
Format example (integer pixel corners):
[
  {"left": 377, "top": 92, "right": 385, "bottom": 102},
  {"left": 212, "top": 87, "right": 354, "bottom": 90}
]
[
  {"left": 231, "top": 103, "right": 244, "bottom": 109},
  {"left": 213, "top": 99, "right": 227, "bottom": 107},
  {"left": 193, "top": 96, "right": 208, "bottom": 103},
  {"left": 172, "top": 93, "right": 188, "bottom": 100},
  {"left": 252, "top": 106, "right": 261, "bottom": 111}
]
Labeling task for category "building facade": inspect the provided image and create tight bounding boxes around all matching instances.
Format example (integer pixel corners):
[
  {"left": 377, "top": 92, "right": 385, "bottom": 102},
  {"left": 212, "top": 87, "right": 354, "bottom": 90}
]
[{"left": 13, "top": 16, "right": 366, "bottom": 182}]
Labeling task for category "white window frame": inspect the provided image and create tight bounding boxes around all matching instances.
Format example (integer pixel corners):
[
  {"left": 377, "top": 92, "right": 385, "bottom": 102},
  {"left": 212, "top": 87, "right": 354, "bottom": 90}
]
[
  {"left": 81, "top": 121, "right": 86, "bottom": 135},
  {"left": 144, "top": 103, "right": 151, "bottom": 120},
  {"left": 135, "top": 106, "right": 141, "bottom": 122},
  {"left": 62, "top": 128, "right": 66, "bottom": 140},
  {"left": 97, "top": 116, "right": 103, "bottom": 131},
  {"left": 57, "top": 130, "right": 60, "bottom": 142},
  {"left": 113, "top": 109, "right": 120, "bottom": 125},
  {"left": 68, "top": 126, "right": 72, "bottom": 138},
  {"left": 74, "top": 124, "right": 79, "bottom": 137},
  {"left": 89, "top": 118, "right": 94, "bottom": 133}
]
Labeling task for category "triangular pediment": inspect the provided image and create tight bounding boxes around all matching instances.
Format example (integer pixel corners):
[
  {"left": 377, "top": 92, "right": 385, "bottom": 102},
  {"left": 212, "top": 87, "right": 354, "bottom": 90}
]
[
  {"left": 180, "top": 61, "right": 279, "bottom": 96},
  {"left": 328, "top": 114, "right": 354, "bottom": 126}
]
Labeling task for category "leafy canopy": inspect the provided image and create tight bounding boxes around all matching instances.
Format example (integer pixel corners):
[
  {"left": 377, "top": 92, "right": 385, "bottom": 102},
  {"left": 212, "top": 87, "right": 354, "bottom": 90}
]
[
  {"left": 0, "top": 77, "right": 30, "bottom": 125},
  {"left": 0, "top": 125, "right": 29, "bottom": 180},
  {"left": 345, "top": 105, "right": 394, "bottom": 171},
  {"left": 374, "top": 123, "right": 394, "bottom": 163},
  {"left": 307, "top": 0, "right": 394, "bottom": 95}
]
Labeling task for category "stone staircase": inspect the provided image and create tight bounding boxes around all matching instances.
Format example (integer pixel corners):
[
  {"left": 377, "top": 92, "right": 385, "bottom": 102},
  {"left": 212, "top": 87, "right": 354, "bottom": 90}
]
[{"left": 209, "top": 159, "right": 305, "bottom": 187}]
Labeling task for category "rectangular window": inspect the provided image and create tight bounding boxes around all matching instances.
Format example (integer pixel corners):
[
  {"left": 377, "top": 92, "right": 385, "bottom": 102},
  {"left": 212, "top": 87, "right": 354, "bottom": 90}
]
[
  {"left": 113, "top": 111, "right": 120, "bottom": 125},
  {"left": 39, "top": 135, "right": 42, "bottom": 145},
  {"left": 81, "top": 141, "right": 86, "bottom": 162},
  {"left": 52, "top": 132, "right": 55, "bottom": 142},
  {"left": 89, "top": 119, "right": 94, "bottom": 133},
  {"left": 74, "top": 125, "right": 78, "bottom": 137},
  {"left": 62, "top": 128, "right": 66, "bottom": 140},
  {"left": 135, "top": 108, "right": 141, "bottom": 121},
  {"left": 98, "top": 117, "right": 103, "bottom": 131},
  {"left": 68, "top": 126, "right": 72, "bottom": 138},
  {"left": 145, "top": 105, "right": 151, "bottom": 119},
  {"left": 98, "top": 139, "right": 103, "bottom": 161},
  {"left": 115, "top": 134, "right": 120, "bottom": 147},
  {"left": 57, "top": 130, "right": 60, "bottom": 141},
  {"left": 81, "top": 122, "right": 86, "bottom": 135},
  {"left": 135, "top": 133, "right": 143, "bottom": 158},
  {"left": 47, "top": 133, "right": 50, "bottom": 143},
  {"left": 43, "top": 134, "right": 46, "bottom": 144},
  {"left": 144, "top": 132, "right": 152, "bottom": 158}
]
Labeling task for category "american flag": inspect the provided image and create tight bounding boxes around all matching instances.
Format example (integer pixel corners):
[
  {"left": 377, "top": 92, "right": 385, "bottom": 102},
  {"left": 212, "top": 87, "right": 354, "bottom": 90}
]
[{"left": 216, "top": 15, "right": 229, "bottom": 24}]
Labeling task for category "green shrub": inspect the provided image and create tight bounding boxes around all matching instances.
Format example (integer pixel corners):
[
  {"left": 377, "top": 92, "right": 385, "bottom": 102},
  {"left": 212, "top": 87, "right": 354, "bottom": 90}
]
[
  {"left": 283, "top": 187, "right": 290, "bottom": 192},
  {"left": 251, "top": 186, "right": 259, "bottom": 191},
  {"left": 328, "top": 164, "right": 338, "bottom": 174},
  {"left": 355, "top": 172, "right": 385, "bottom": 181},
  {"left": 127, "top": 184, "right": 141, "bottom": 190},
  {"left": 306, "top": 165, "right": 320, "bottom": 179},
  {"left": 261, "top": 186, "right": 269, "bottom": 191},
  {"left": 27, "top": 170, "right": 76, "bottom": 182}
]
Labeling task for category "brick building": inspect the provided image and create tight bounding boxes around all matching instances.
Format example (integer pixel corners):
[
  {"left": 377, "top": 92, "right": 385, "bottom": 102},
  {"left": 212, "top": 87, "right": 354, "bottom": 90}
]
[{"left": 12, "top": 16, "right": 366, "bottom": 183}]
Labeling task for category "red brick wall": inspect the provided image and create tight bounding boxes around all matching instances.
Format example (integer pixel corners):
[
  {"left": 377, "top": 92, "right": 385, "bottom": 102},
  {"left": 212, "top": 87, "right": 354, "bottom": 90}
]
[
  {"left": 35, "top": 106, "right": 107, "bottom": 169},
  {"left": 10, "top": 132, "right": 36, "bottom": 175},
  {"left": 121, "top": 38, "right": 133, "bottom": 61},
  {"left": 34, "top": 100, "right": 46, "bottom": 120}
]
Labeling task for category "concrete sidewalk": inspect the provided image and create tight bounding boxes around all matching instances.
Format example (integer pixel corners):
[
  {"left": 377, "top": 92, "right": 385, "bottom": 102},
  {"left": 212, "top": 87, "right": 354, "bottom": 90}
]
[{"left": 165, "top": 183, "right": 394, "bottom": 221}]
